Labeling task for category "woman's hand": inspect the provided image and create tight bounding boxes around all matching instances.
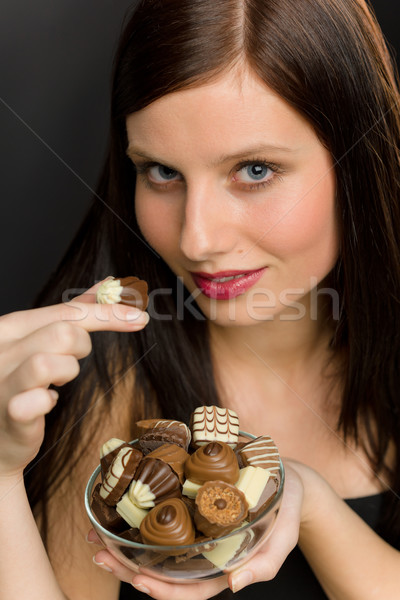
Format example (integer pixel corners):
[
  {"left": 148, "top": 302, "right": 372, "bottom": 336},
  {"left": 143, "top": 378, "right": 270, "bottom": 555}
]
[
  {"left": 89, "top": 462, "right": 309, "bottom": 599},
  {"left": 0, "top": 279, "right": 150, "bottom": 479}
]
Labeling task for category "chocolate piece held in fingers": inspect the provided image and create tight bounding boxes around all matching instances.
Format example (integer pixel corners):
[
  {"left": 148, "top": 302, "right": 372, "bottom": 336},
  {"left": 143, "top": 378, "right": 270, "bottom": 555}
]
[{"left": 96, "top": 276, "right": 149, "bottom": 310}]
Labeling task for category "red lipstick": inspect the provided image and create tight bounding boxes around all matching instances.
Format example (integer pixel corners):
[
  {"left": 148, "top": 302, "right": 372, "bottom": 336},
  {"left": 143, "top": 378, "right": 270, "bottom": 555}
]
[{"left": 191, "top": 268, "right": 266, "bottom": 300}]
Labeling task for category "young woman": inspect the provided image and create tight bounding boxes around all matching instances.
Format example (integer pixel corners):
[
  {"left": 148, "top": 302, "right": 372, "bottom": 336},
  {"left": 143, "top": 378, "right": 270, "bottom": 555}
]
[{"left": 1, "top": 0, "right": 400, "bottom": 598}]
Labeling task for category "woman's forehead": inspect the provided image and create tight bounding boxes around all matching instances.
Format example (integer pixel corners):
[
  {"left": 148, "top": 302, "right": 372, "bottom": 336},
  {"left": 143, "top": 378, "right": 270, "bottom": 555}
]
[{"left": 126, "top": 69, "right": 321, "bottom": 163}]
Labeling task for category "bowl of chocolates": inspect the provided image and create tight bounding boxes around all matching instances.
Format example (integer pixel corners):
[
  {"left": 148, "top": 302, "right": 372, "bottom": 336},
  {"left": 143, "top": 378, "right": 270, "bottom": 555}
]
[{"left": 85, "top": 406, "right": 285, "bottom": 583}]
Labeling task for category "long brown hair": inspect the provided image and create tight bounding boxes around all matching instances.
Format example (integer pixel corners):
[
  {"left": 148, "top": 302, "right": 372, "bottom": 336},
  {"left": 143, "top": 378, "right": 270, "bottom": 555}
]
[{"left": 26, "top": 0, "right": 400, "bottom": 545}]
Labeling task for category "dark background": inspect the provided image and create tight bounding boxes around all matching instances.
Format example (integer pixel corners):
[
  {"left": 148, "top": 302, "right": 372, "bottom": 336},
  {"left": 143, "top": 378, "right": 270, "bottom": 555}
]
[{"left": 0, "top": 0, "right": 399, "bottom": 316}]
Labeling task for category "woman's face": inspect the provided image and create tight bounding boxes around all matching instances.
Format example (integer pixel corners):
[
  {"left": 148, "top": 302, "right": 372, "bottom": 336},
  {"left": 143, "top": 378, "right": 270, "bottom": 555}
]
[{"left": 127, "top": 69, "right": 338, "bottom": 326}]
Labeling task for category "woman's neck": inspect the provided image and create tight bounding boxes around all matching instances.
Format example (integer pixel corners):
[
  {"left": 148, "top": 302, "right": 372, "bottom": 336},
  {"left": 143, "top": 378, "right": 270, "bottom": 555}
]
[{"left": 208, "top": 293, "right": 335, "bottom": 378}]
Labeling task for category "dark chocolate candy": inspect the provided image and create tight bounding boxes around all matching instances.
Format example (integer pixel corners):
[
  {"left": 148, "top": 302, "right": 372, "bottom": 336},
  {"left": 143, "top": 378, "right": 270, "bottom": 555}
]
[
  {"left": 129, "top": 457, "right": 181, "bottom": 508},
  {"left": 139, "top": 420, "right": 191, "bottom": 453},
  {"left": 91, "top": 483, "right": 127, "bottom": 534},
  {"left": 100, "top": 446, "right": 142, "bottom": 506},
  {"left": 100, "top": 440, "right": 132, "bottom": 478}
]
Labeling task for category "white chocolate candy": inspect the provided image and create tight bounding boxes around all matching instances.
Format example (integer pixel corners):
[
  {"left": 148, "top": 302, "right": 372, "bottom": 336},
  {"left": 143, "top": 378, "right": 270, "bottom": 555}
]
[
  {"left": 99, "top": 446, "right": 141, "bottom": 505},
  {"left": 191, "top": 406, "right": 239, "bottom": 448},
  {"left": 128, "top": 479, "right": 156, "bottom": 509},
  {"left": 202, "top": 525, "right": 253, "bottom": 569},
  {"left": 96, "top": 278, "right": 123, "bottom": 304},
  {"left": 100, "top": 437, "right": 126, "bottom": 459},
  {"left": 235, "top": 466, "right": 271, "bottom": 509},
  {"left": 182, "top": 479, "right": 202, "bottom": 499},
  {"left": 116, "top": 493, "right": 148, "bottom": 528}
]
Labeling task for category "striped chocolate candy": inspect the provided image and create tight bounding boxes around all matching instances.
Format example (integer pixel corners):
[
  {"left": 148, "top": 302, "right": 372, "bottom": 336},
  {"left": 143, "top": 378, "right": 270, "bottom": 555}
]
[
  {"left": 190, "top": 406, "right": 239, "bottom": 448},
  {"left": 238, "top": 435, "right": 280, "bottom": 473}
]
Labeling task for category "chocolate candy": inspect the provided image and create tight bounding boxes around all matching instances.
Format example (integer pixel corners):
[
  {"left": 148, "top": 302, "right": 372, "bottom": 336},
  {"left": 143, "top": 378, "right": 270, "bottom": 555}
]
[
  {"left": 118, "top": 528, "right": 141, "bottom": 543},
  {"left": 235, "top": 466, "right": 278, "bottom": 521},
  {"left": 91, "top": 405, "right": 282, "bottom": 563},
  {"left": 190, "top": 406, "right": 239, "bottom": 448},
  {"left": 91, "top": 483, "right": 127, "bottom": 534},
  {"left": 184, "top": 442, "right": 239, "bottom": 485},
  {"left": 100, "top": 438, "right": 131, "bottom": 477},
  {"left": 239, "top": 435, "right": 280, "bottom": 473},
  {"left": 140, "top": 498, "right": 195, "bottom": 549},
  {"left": 202, "top": 527, "right": 254, "bottom": 569},
  {"left": 174, "top": 536, "right": 216, "bottom": 563},
  {"left": 146, "top": 443, "right": 189, "bottom": 483},
  {"left": 128, "top": 458, "right": 181, "bottom": 508},
  {"left": 96, "top": 276, "right": 148, "bottom": 310},
  {"left": 247, "top": 476, "right": 279, "bottom": 521},
  {"left": 194, "top": 481, "right": 248, "bottom": 538},
  {"left": 116, "top": 493, "right": 148, "bottom": 528},
  {"left": 100, "top": 446, "right": 142, "bottom": 506},
  {"left": 139, "top": 420, "right": 191, "bottom": 453}
]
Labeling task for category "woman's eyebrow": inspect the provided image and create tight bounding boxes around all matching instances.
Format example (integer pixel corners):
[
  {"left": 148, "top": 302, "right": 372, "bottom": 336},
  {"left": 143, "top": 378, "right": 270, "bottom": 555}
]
[
  {"left": 126, "top": 143, "right": 296, "bottom": 165},
  {"left": 214, "top": 144, "right": 296, "bottom": 165},
  {"left": 126, "top": 147, "right": 157, "bottom": 161}
]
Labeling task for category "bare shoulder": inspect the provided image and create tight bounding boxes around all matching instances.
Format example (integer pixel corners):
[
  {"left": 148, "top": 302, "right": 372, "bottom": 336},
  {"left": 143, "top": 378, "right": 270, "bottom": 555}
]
[{"left": 42, "top": 376, "right": 136, "bottom": 599}]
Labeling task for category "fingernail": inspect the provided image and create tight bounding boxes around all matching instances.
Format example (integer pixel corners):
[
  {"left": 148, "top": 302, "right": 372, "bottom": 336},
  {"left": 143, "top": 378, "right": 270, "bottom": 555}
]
[
  {"left": 49, "top": 389, "right": 59, "bottom": 402},
  {"left": 92, "top": 556, "right": 112, "bottom": 572},
  {"left": 126, "top": 310, "right": 150, "bottom": 325},
  {"left": 132, "top": 583, "right": 151, "bottom": 594},
  {"left": 231, "top": 570, "right": 253, "bottom": 593},
  {"left": 86, "top": 533, "right": 94, "bottom": 544}
]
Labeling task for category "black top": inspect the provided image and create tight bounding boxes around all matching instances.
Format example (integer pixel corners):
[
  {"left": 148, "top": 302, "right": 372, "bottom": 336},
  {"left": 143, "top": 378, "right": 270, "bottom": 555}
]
[{"left": 119, "top": 492, "right": 394, "bottom": 600}]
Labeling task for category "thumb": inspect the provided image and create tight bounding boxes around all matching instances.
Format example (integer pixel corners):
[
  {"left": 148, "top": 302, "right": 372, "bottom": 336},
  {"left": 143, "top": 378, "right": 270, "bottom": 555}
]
[{"left": 229, "top": 463, "right": 304, "bottom": 592}]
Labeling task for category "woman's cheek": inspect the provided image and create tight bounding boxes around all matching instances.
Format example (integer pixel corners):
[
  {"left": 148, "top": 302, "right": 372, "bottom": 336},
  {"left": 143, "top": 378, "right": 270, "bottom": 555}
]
[
  {"left": 135, "top": 192, "right": 180, "bottom": 256},
  {"left": 255, "top": 174, "right": 338, "bottom": 264}
]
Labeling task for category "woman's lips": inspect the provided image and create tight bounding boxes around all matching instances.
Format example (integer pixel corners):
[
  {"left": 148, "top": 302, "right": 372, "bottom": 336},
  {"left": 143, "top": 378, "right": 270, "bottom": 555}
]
[{"left": 190, "top": 268, "right": 267, "bottom": 300}]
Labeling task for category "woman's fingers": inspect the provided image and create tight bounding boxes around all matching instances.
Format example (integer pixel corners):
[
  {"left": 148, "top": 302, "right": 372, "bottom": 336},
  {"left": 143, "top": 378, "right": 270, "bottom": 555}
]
[
  {"left": 1, "top": 321, "right": 92, "bottom": 380},
  {"left": 0, "top": 281, "right": 149, "bottom": 342},
  {"left": 86, "top": 528, "right": 103, "bottom": 545},
  {"left": 1, "top": 388, "right": 58, "bottom": 471},
  {"left": 92, "top": 548, "right": 228, "bottom": 600},
  {"left": 5, "top": 353, "right": 80, "bottom": 400},
  {"left": 8, "top": 387, "right": 58, "bottom": 423}
]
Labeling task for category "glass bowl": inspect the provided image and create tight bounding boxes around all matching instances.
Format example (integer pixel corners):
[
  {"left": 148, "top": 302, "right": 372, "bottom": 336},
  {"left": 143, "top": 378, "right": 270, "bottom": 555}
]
[{"left": 84, "top": 431, "right": 284, "bottom": 583}]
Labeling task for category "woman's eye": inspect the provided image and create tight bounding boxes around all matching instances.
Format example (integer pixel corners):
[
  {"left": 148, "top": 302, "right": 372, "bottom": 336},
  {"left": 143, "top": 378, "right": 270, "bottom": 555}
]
[
  {"left": 147, "top": 164, "right": 181, "bottom": 183},
  {"left": 234, "top": 163, "right": 274, "bottom": 184}
]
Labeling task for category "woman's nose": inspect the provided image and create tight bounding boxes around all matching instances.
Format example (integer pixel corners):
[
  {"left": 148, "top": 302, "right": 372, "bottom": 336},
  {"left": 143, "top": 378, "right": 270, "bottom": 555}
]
[{"left": 179, "top": 182, "right": 238, "bottom": 262}]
